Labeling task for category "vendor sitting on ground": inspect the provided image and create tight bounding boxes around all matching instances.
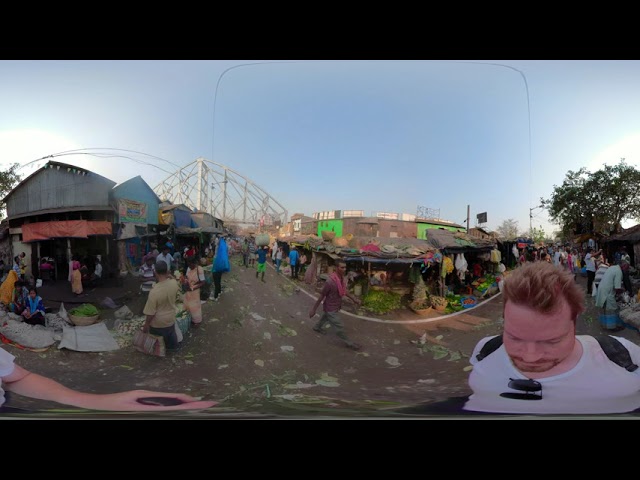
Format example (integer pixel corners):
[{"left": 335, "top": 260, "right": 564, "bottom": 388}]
[
  {"left": 10, "top": 280, "right": 29, "bottom": 315},
  {"left": 21, "top": 287, "right": 46, "bottom": 326},
  {"left": 139, "top": 256, "right": 156, "bottom": 294}
]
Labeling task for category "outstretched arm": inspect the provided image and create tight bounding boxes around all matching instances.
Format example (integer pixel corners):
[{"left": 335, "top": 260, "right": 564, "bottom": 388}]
[
  {"left": 2, "top": 365, "right": 217, "bottom": 412},
  {"left": 346, "top": 293, "right": 361, "bottom": 305},
  {"left": 309, "top": 293, "right": 326, "bottom": 318}
]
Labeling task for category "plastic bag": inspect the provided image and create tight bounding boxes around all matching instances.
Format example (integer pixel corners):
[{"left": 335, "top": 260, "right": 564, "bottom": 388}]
[
  {"left": 132, "top": 331, "right": 166, "bottom": 357},
  {"left": 174, "top": 322, "right": 183, "bottom": 343},
  {"left": 101, "top": 297, "right": 119, "bottom": 309},
  {"left": 114, "top": 305, "right": 134, "bottom": 320},
  {"left": 58, "top": 302, "right": 69, "bottom": 322}
]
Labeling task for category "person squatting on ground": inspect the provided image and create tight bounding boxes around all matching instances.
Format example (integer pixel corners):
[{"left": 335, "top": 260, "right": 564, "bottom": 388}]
[
  {"left": 256, "top": 245, "right": 268, "bottom": 282},
  {"left": 21, "top": 287, "right": 46, "bottom": 326},
  {"left": 142, "top": 261, "right": 180, "bottom": 351},
  {"left": 9, "top": 280, "right": 29, "bottom": 315},
  {"left": 309, "top": 259, "right": 362, "bottom": 351}
]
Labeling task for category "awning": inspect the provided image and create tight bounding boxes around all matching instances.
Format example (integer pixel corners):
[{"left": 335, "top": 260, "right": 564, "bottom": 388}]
[
  {"left": 342, "top": 256, "right": 424, "bottom": 264},
  {"left": 22, "top": 220, "right": 112, "bottom": 242}
]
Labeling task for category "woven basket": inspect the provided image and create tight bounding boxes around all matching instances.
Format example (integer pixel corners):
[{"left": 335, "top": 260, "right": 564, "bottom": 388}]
[
  {"left": 69, "top": 313, "right": 100, "bottom": 326},
  {"left": 409, "top": 305, "right": 432, "bottom": 316}
]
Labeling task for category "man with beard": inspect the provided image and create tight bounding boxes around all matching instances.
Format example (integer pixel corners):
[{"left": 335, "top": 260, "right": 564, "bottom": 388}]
[{"left": 461, "top": 261, "right": 640, "bottom": 415}]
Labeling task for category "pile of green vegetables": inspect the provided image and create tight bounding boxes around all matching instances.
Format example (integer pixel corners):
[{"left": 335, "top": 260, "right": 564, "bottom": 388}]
[
  {"left": 69, "top": 304, "right": 99, "bottom": 317},
  {"left": 444, "top": 293, "right": 464, "bottom": 313},
  {"left": 362, "top": 290, "right": 402, "bottom": 314}
]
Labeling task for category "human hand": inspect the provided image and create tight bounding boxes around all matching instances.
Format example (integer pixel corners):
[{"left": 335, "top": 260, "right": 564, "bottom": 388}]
[
  {"left": 80, "top": 390, "right": 218, "bottom": 412},
  {"left": 309, "top": 309, "right": 316, "bottom": 318},
  {"left": 142, "top": 325, "right": 150, "bottom": 333}
]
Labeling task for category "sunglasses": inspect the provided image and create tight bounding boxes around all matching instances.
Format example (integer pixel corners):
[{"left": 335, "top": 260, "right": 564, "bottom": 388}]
[{"left": 500, "top": 378, "right": 543, "bottom": 401}]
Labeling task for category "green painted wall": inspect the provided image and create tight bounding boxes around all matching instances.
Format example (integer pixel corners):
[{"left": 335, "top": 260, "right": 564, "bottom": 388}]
[
  {"left": 417, "top": 223, "right": 465, "bottom": 239},
  {"left": 317, "top": 219, "right": 343, "bottom": 237}
]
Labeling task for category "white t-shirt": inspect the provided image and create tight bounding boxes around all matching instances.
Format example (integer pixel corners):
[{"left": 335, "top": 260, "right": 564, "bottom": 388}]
[
  {"left": 464, "top": 335, "right": 640, "bottom": 414},
  {"left": 0, "top": 348, "right": 16, "bottom": 408},
  {"left": 156, "top": 253, "right": 173, "bottom": 269}
]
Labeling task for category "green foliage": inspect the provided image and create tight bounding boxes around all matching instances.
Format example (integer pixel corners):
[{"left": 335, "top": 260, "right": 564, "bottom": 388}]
[
  {"left": 69, "top": 304, "right": 99, "bottom": 317},
  {"left": 528, "top": 226, "right": 546, "bottom": 244},
  {"left": 362, "top": 290, "right": 402, "bottom": 314},
  {"left": 542, "top": 160, "right": 640, "bottom": 236},
  {"left": 0, "top": 163, "right": 22, "bottom": 219}
]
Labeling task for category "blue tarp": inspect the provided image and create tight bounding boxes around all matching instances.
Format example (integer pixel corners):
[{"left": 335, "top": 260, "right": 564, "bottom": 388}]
[{"left": 174, "top": 209, "right": 196, "bottom": 228}]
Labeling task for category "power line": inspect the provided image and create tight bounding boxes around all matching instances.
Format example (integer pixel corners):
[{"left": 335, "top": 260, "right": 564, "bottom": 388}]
[{"left": 17, "top": 149, "right": 178, "bottom": 176}]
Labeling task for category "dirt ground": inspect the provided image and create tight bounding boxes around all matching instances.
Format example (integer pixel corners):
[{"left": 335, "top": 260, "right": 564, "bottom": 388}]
[{"left": 4, "top": 259, "right": 637, "bottom": 418}]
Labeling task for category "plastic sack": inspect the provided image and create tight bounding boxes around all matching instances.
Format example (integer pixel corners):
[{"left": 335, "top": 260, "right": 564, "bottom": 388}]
[
  {"left": 58, "top": 303, "right": 69, "bottom": 322},
  {"left": 174, "top": 322, "right": 183, "bottom": 343},
  {"left": 114, "top": 305, "right": 134, "bottom": 320},
  {"left": 132, "top": 330, "right": 166, "bottom": 357}
]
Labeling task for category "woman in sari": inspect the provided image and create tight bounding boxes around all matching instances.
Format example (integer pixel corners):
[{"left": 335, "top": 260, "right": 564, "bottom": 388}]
[
  {"left": 0, "top": 270, "right": 18, "bottom": 307},
  {"left": 183, "top": 256, "right": 205, "bottom": 326},
  {"left": 71, "top": 262, "right": 83, "bottom": 295}
]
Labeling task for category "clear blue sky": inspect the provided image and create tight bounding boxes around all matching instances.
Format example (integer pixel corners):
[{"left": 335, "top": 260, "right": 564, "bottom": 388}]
[{"left": 2, "top": 60, "right": 640, "bottom": 236}]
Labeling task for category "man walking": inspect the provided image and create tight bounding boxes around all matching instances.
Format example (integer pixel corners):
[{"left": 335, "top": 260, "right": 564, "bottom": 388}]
[
  {"left": 142, "top": 261, "right": 180, "bottom": 351},
  {"left": 256, "top": 245, "right": 268, "bottom": 283},
  {"left": 309, "top": 259, "right": 362, "bottom": 351},
  {"left": 584, "top": 248, "right": 598, "bottom": 295}
]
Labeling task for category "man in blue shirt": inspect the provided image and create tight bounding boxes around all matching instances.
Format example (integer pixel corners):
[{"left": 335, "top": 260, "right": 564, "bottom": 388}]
[{"left": 289, "top": 246, "right": 299, "bottom": 280}]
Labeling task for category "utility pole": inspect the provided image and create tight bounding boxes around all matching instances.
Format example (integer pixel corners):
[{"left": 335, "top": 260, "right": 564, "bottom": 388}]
[
  {"left": 466, "top": 205, "right": 470, "bottom": 233},
  {"left": 529, "top": 205, "right": 543, "bottom": 238}
]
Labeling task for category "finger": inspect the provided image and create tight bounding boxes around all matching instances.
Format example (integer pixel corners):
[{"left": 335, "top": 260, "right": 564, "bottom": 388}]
[{"left": 132, "top": 400, "right": 218, "bottom": 412}]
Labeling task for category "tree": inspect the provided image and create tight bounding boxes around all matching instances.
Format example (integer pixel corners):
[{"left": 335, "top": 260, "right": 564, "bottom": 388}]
[
  {"left": 541, "top": 159, "right": 640, "bottom": 236},
  {"left": 528, "top": 226, "right": 546, "bottom": 244},
  {"left": 0, "top": 163, "right": 21, "bottom": 220},
  {"left": 495, "top": 218, "right": 520, "bottom": 240}
]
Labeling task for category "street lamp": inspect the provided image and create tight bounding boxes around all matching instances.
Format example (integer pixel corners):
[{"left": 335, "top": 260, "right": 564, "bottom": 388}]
[{"left": 529, "top": 205, "right": 544, "bottom": 236}]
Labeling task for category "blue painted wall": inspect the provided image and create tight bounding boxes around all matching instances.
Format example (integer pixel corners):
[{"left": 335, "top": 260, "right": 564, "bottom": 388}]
[{"left": 110, "top": 176, "right": 160, "bottom": 224}]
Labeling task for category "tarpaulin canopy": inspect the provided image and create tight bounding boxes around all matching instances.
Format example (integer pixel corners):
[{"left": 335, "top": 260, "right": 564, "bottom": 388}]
[{"left": 22, "top": 220, "right": 112, "bottom": 242}]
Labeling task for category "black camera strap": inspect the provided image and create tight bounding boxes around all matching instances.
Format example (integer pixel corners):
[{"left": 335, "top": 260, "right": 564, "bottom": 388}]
[{"left": 475, "top": 334, "right": 638, "bottom": 372}]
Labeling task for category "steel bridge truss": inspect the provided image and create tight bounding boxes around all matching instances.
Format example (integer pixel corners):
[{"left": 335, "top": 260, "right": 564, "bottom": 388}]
[{"left": 153, "top": 157, "right": 288, "bottom": 227}]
